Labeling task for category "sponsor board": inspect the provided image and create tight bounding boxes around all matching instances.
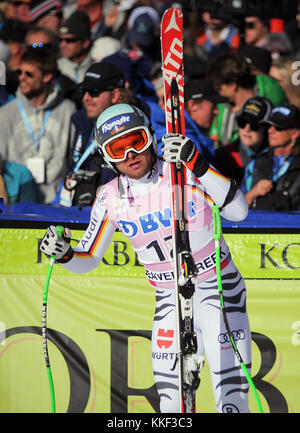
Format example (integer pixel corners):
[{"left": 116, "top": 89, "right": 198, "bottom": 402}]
[{"left": 0, "top": 228, "right": 299, "bottom": 412}]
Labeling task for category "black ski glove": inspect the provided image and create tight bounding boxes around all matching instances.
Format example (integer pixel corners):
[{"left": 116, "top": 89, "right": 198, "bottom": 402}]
[
  {"left": 161, "top": 133, "right": 209, "bottom": 177},
  {"left": 40, "top": 225, "right": 74, "bottom": 263}
]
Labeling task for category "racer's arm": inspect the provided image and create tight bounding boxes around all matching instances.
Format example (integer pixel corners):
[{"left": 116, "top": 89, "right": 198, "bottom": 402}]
[
  {"left": 161, "top": 133, "right": 248, "bottom": 221},
  {"left": 40, "top": 188, "right": 116, "bottom": 273}
]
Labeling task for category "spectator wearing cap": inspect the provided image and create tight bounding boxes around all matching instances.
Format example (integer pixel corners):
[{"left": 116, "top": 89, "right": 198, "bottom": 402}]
[
  {"left": 58, "top": 10, "right": 93, "bottom": 83},
  {"left": 79, "top": 61, "right": 133, "bottom": 121},
  {"left": 126, "top": 6, "right": 161, "bottom": 64},
  {"left": 153, "top": 78, "right": 218, "bottom": 164},
  {"left": 185, "top": 78, "right": 224, "bottom": 132},
  {"left": 243, "top": 105, "right": 300, "bottom": 210},
  {"left": 0, "top": 47, "right": 76, "bottom": 204},
  {"left": 184, "top": 78, "right": 227, "bottom": 163},
  {"left": 29, "top": 0, "right": 63, "bottom": 34},
  {"left": 214, "top": 96, "right": 272, "bottom": 185},
  {"left": 102, "top": 47, "right": 155, "bottom": 112},
  {"left": 54, "top": 61, "right": 140, "bottom": 206},
  {"left": 239, "top": 45, "right": 286, "bottom": 107}
]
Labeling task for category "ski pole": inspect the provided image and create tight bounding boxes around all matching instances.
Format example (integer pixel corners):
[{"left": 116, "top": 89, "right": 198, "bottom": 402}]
[
  {"left": 42, "top": 225, "right": 64, "bottom": 413},
  {"left": 212, "top": 205, "right": 263, "bottom": 413}
]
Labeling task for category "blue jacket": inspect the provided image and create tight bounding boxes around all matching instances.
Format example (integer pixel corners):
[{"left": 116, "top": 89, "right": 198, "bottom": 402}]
[
  {"left": 147, "top": 101, "right": 215, "bottom": 164},
  {"left": 3, "top": 161, "right": 38, "bottom": 204}
]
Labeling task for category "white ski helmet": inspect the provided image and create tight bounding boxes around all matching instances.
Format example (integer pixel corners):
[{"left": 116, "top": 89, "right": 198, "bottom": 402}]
[{"left": 95, "top": 103, "right": 157, "bottom": 172}]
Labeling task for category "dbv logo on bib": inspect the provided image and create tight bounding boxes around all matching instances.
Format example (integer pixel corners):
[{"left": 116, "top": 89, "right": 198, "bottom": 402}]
[{"left": 117, "top": 202, "right": 196, "bottom": 237}]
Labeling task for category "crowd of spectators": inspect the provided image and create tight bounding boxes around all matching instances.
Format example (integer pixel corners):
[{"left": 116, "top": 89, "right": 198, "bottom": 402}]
[{"left": 0, "top": 0, "right": 299, "bottom": 211}]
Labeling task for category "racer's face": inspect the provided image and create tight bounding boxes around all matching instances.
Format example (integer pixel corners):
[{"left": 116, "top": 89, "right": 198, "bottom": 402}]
[{"left": 115, "top": 148, "right": 155, "bottom": 179}]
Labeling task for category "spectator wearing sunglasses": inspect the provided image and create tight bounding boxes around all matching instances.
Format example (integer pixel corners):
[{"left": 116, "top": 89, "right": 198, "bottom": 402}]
[
  {"left": 213, "top": 96, "right": 272, "bottom": 185},
  {"left": 54, "top": 61, "right": 140, "bottom": 207},
  {"left": 57, "top": 10, "right": 94, "bottom": 83},
  {"left": 243, "top": 105, "right": 300, "bottom": 210},
  {"left": 244, "top": 15, "right": 270, "bottom": 49},
  {"left": 244, "top": 14, "right": 293, "bottom": 59},
  {"left": 0, "top": 47, "right": 76, "bottom": 204}
]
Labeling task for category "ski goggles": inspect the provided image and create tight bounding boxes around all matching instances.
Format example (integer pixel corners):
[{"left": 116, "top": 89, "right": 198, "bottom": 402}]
[{"left": 102, "top": 128, "right": 152, "bottom": 163}]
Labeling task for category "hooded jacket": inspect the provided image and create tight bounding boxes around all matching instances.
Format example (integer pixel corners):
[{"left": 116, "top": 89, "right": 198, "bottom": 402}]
[{"left": 0, "top": 86, "right": 76, "bottom": 204}]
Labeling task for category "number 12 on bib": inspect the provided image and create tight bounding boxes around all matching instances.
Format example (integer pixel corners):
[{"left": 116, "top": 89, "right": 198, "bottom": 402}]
[{"left": 161, "top": 8, "right": 203, "bottom": 413}]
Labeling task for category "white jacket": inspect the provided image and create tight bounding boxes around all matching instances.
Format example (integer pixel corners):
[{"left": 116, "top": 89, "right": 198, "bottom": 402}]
[{"left": 0, "top": 86, "right": 76, "bottom": 204}]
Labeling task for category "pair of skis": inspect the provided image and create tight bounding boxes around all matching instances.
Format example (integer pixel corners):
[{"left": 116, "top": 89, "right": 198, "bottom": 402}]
[
  {"left": 161, "top": 8, "right": 201, "bottom": 413},
  {"left": 161, "top": 8, "right": 263, "bottom": 414}
]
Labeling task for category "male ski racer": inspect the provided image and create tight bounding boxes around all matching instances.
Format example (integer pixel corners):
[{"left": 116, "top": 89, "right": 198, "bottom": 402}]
[{"left": 40, "top": 103, "right": 251, "bottom": 413}]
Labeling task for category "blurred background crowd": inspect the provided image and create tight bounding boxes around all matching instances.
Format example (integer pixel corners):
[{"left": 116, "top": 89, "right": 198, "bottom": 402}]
[{"left": 0, "top": 0, "right": 299, "bottom": 212}]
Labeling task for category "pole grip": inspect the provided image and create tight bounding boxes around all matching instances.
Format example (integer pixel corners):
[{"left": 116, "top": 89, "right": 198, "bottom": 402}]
[{"left": 212, "top": 205, "right": 222, "bottom": 242}]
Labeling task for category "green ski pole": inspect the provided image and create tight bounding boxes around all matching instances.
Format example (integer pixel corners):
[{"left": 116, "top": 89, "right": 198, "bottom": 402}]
[
  {"left": 212, "top": 205, "right": 263, "bottom": 413},
  {"left": 42, "top": 225, "right": 64, "bottom": 413}
]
